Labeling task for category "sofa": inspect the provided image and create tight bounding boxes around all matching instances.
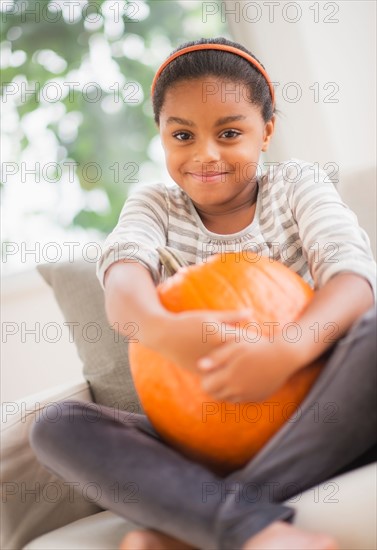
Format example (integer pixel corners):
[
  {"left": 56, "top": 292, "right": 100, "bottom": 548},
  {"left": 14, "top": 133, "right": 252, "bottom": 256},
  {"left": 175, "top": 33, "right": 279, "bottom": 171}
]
[{"left": 1, "top": 168, "right": 376, "bottom": 550}]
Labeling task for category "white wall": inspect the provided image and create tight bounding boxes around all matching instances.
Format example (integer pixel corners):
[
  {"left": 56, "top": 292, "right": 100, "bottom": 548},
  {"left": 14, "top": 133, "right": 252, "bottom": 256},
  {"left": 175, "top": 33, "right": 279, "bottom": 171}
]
[{"left": 225, "top": 0, "right": 376, "bottom": 172}]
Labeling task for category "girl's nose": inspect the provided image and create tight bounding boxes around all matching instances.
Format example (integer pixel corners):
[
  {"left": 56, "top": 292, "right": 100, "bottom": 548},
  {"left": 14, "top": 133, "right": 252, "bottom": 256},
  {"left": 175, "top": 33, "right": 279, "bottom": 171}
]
[{"left": 193, "top": 140, "right": 221, "bottom": 163}]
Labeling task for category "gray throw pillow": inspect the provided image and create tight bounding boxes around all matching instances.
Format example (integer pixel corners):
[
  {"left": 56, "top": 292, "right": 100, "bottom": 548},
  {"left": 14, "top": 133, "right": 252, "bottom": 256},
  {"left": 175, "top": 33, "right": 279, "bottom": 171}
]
[{"left": 37, "top": 259, "right": 142, "bottom": 413}]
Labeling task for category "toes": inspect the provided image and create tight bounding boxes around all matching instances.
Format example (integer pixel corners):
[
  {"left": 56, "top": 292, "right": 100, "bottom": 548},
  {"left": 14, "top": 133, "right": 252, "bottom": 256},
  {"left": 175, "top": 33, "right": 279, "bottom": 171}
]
[
  {"left": 315, "top": 535, "right": 340, "bottom": 550},
  {"left": 120, "top": 530, "right": 150, "bottom": 550},
  {"left": 119, "top": 529, "right": 196, "bottom": 550}
]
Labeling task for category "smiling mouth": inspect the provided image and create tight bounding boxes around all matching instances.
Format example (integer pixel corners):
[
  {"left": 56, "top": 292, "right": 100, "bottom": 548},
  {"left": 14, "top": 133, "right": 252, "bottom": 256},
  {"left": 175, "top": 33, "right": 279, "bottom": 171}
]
[{"left": 188, "top": 172, "right": 229, "bottom": 182}]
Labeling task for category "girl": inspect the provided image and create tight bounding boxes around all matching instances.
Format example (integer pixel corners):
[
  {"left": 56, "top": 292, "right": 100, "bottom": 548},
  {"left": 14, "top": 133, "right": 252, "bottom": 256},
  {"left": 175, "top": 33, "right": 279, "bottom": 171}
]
[{"left": 30, "top": 37, "right": 376, "bottom": 550}]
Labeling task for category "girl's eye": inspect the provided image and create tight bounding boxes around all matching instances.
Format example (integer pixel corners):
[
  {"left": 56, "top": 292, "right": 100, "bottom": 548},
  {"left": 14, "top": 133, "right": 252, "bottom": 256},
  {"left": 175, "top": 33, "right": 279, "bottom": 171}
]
[
  {"left": 172, "top": 132, "right": 192, "bottom": 141},
  {"left": 172, "top": 129, "right": 241, "bottom": 141},
  {"left": 221, "top": 129, "right": 241, "bottom": 139}
]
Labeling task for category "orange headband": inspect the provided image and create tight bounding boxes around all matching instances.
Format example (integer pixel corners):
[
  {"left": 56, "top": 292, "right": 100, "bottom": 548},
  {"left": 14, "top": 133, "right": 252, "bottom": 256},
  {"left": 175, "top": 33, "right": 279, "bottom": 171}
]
[{"left": 150, "top": 43, "right": 275, "bottom": 107}]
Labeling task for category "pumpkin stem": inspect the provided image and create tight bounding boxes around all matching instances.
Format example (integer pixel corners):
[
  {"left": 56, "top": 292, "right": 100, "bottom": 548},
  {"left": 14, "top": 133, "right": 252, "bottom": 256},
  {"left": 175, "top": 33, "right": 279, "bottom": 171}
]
[{"left": 157, "top": 246, "right": 189, "bottom": 277}]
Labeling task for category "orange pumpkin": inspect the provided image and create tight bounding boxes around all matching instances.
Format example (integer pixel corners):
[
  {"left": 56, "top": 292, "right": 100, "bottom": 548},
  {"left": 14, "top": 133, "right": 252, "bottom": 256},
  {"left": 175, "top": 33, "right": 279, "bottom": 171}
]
[{"left": 129, "top": 249, "right": 323, "bottom": 475}]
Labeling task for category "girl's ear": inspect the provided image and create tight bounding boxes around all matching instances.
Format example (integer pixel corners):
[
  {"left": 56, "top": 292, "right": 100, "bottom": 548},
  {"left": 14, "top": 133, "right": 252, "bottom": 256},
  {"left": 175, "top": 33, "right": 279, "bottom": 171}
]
[{"left": 261, "top": 115, "right": 275, "bottom": 152}]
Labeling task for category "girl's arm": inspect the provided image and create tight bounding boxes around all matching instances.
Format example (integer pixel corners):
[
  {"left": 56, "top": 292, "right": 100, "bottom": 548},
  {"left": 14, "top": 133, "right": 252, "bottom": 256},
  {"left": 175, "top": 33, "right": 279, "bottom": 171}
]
[
  {"left": 104, "top": 260, "right": 251, "bottom": 372},
  {"left": 197, "top": 272, "right": 374, "bottom": 403},
  {"left": 104, "top": 260, "right": 169, "bottom": 347},
  {"left": 285, "top": 272, "right": 374, "bottom": 370}
]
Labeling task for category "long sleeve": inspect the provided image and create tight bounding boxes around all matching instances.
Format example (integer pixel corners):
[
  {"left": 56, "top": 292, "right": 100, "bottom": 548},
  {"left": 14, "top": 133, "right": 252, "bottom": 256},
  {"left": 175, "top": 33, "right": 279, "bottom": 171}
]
[
  {"left": 96, "top": 183, "right": 169, "bottom": 289},
  {"left": 285, "top": 160, "right": 376, "bottom": 298}
]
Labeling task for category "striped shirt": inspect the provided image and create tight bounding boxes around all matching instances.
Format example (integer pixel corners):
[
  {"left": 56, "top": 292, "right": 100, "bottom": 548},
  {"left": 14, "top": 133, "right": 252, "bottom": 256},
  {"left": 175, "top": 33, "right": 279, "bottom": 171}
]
[{"left": 96, "top": 158, "right": 376, "bottom": 297}]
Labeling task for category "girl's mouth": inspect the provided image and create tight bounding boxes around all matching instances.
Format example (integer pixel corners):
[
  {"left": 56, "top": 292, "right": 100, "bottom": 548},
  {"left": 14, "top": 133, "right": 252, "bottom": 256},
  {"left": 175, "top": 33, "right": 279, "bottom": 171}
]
[{"left": 188, "top": 172, "right": 228, "bottom": 183}]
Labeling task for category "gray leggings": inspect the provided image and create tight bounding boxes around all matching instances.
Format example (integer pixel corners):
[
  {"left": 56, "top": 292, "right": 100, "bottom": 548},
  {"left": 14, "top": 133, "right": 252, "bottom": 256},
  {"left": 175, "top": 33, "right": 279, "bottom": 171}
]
[{"left": 29, "top": 306, "right": 377, "bottom": 550}]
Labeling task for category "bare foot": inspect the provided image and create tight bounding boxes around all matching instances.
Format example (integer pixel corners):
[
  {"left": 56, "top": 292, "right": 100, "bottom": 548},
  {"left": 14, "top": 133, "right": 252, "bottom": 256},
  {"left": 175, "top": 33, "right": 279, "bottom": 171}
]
[
  {"left": 120, "top": 528, "right": 197, "bottom": 550},
  {"left": 242, "top": 521, "right": 339, "bottom": 550}
]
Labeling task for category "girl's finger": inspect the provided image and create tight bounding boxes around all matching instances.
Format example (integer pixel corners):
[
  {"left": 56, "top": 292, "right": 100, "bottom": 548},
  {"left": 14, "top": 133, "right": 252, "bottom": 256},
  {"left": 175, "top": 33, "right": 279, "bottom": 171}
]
[
  {"left": 200, "top": 368, "right": 229, "bottom": 396},
  {"left": 197, "top": 340, "right": 236, "bottom": 370},
  {"left": 215, "top": 309, "right": 252, "bottom": 323},
  {"left": 200, "top": 369, "right": 240, "bottom": 402}
]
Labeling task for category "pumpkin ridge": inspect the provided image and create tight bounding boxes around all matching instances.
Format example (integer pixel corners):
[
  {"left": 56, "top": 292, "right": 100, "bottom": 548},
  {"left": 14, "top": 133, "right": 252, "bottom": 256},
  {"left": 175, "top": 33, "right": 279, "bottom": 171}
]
[
  {"left": 190, "top": 260, "right": 246, "bottom": 310},
  {"left": 162, "top": 268, "right": 212, "bottom": 310},
  {"left": 214, "top": 256, "right": 281, "bottom": 322},
  {"left": 256, "top": 259, "right": 311, "bottom": 318}
]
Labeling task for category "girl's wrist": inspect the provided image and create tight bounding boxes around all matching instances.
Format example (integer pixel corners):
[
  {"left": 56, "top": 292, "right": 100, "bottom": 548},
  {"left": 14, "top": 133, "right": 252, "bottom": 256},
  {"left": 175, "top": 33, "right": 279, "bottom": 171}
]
[
  {"left": 276, "top": 325, "right": 331, "bottom": 377},
  {"left": 275, "top": 334, "right": 309, "bottom": 377},
  {"left": 140, "top": 310, "right": 175, "bottom": 349}
]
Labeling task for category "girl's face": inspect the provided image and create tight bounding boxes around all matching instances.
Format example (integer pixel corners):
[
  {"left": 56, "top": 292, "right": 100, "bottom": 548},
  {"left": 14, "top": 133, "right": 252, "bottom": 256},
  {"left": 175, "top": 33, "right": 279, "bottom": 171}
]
[{"left": 159, "top": 77, "right": 275, "bottom": 214}]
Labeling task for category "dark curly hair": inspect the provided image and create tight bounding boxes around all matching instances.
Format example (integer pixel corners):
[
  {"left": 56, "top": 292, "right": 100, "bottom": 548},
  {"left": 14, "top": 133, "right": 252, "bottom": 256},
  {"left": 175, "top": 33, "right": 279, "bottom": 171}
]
[{"left": 152, "top": 37, "right": 275, "bottom": 125}]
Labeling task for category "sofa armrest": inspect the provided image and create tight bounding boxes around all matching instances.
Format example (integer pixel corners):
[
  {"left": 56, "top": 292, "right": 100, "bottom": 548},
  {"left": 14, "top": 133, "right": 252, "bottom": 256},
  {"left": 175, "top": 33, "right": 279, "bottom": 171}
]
[
  {"left": 1, "top": 380, "right": 92, "bottom": 427},
  {"left": 1, "top": 380, "right": 102, "bottom": 550}
]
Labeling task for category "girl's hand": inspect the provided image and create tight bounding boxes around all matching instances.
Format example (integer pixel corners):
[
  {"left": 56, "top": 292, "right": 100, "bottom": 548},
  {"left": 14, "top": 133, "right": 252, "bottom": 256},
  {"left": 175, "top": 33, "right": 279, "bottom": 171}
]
[
  {"left": 144, "top": 309, "right": 252, "bottom": 374},
  {"left": 197, "top": 334, "right": 302, "bottom": 403}
]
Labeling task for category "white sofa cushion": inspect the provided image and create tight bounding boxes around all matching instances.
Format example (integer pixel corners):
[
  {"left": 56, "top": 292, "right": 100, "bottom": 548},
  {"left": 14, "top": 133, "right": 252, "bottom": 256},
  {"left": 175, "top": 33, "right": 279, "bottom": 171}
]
[
  {"left": 292, "top": 462, "right": 376, "bottom": 550},
  {"left": 22, "top": 511, "right": 140, "bottom": 550}
]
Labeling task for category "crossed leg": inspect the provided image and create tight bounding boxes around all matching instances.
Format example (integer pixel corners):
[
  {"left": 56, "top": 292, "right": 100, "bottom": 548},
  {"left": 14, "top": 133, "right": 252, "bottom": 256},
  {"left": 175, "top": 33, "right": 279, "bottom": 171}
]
[{"left": 30, "top": 307, "right": 376, "bottom": 550}]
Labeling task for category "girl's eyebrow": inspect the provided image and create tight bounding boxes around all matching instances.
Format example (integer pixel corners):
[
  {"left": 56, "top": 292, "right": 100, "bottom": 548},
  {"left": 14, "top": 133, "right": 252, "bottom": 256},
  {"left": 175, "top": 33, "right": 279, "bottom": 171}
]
[{"left": 166, "top": 115, "right": 247, "bottom": 127}]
